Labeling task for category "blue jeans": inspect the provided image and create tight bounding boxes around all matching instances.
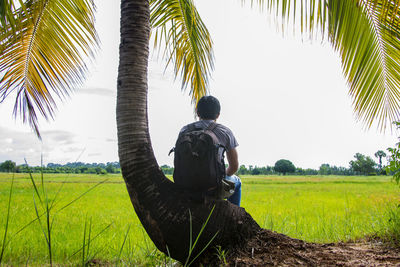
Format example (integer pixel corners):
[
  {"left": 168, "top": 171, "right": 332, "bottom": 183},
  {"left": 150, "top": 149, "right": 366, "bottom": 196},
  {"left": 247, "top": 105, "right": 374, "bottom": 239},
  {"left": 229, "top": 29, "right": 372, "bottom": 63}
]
[{"left": 225, "top": 175, "right": 241, "bottom": 206}]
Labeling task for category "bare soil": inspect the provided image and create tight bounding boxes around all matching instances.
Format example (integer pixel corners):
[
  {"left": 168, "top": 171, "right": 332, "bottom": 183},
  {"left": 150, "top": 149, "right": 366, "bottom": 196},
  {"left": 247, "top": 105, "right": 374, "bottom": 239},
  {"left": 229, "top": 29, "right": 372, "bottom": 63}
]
[{"left": 221, "top": 229, "right": 400, "bottom": 266}]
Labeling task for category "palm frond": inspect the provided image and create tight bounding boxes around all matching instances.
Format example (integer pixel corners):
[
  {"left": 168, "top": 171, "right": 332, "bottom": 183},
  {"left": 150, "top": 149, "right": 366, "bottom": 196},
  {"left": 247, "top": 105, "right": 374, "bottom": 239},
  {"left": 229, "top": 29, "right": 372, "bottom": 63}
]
[
  {"left": 0, "top": 0, "right": 98, "bottom": 138},
  {"left": 250, "top": 0, "right": 400, "bottom": 130},
  {"left": 0, "top": 0, "right": 16, "bottom": 29},
  {"left": 150, "top": 0, "right": 214, "bottom": 104},
  {"left": 326, "top": 0, "right": 400, "bottom": 130}
]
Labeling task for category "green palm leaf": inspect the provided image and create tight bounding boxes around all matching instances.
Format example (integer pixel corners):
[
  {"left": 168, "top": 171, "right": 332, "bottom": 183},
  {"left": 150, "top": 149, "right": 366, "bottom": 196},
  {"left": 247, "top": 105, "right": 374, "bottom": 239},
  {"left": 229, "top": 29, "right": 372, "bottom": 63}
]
[
  {"left": 0, "top": 0, "right": 16, "bottom": 30},
  {"left": 326, "top": 0, "right": 400, "bottom": 130},
  {"left": 0, "top": 0, "right": 26, "bottom": 35},
  {"left": 150, "top": 0, "right": 214, "bottom": 104},
  {"left": 0, "top": 0, "right": 98, "bottom": 138},
  {"left": 257, "top": 0, "right": 400, "bottom": 130}
]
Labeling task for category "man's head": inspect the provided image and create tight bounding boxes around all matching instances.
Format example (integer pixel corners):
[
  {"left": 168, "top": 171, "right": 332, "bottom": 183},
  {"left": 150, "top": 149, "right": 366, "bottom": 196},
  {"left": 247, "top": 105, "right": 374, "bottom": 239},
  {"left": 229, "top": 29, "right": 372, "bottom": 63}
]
[{"left": 196, "top": 95, "right": 220, "bottom": 120}]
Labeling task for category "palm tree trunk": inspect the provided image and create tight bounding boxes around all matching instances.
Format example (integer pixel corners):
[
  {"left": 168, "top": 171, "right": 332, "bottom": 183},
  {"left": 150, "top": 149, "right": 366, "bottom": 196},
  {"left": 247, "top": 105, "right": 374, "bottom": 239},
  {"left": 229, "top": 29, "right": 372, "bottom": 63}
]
[{"left": 117, "top": 0, "right": 260, "bottom": 263}]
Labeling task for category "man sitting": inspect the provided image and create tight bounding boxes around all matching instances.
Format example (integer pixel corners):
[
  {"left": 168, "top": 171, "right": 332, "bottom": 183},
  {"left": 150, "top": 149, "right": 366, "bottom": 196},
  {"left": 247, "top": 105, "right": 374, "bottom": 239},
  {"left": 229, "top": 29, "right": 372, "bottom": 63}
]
[{"left": 177, "top": 96, "right": 242, "bottom": 206}]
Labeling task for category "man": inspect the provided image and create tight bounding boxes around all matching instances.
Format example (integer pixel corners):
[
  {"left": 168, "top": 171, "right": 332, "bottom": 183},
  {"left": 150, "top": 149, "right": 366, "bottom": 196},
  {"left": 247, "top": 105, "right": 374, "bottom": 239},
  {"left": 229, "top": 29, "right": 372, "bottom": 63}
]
[{"left": 178, "top": 95, "right": 242, "bottom": 206}]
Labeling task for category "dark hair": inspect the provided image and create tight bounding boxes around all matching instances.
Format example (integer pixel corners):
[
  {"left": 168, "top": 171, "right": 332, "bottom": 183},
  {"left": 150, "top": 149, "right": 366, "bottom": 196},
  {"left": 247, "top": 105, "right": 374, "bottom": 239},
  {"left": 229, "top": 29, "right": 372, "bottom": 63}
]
[{"left": 196, "top": 96, "right": 221, "bottom": 120}]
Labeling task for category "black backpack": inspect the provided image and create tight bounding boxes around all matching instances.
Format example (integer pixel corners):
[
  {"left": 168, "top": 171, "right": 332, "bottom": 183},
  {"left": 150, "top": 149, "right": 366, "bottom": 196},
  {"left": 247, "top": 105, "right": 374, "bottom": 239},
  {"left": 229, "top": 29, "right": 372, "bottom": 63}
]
[{"left": 171, "top": 122, "right": 226, "bottom": 196}]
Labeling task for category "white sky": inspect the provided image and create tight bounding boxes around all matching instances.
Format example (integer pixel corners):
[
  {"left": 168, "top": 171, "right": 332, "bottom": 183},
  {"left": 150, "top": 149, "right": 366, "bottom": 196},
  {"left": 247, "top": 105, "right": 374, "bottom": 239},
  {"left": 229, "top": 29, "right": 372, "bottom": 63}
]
[{"left": 0, "top": 0, "right": 398, "bottom": 169}]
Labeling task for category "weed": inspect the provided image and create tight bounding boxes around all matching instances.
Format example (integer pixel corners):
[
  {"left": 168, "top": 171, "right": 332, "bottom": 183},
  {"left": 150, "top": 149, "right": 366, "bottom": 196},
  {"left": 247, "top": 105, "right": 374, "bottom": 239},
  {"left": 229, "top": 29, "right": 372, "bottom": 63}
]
[
  {"left": 214, "top": 245, "right": 227, "bottom": 266},
  {"left": 184, "top": 206, "right": 219, "bottom": 266},
  {"left": 380, "top": 204, "right": 400, "bottom": 245},
  {"left": 0, "top": 174, "right": 14, "bottom": 264}
]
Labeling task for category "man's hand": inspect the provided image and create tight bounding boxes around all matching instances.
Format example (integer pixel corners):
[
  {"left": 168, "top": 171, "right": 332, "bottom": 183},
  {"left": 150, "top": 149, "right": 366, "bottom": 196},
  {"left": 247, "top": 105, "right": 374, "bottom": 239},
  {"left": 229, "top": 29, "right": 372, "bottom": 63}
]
[{"left": 226, "top": 148, "right": 239, "bottom": 176}]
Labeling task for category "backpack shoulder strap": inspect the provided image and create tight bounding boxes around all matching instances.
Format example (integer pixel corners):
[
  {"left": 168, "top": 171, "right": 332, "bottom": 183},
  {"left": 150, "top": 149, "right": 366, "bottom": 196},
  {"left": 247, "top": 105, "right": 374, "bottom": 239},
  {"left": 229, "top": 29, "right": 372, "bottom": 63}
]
[
  {"left": 204, "top": 122, "right": 220, "bottom": 144},
  {"left": 179, "top": 124, "right": 198, "bottom": 138},
  {"left": 205, "top": 121, "right": 217, "bottom": 132},
  {"left": 186, "top": 123, "right": 198, "bottom": 132}
]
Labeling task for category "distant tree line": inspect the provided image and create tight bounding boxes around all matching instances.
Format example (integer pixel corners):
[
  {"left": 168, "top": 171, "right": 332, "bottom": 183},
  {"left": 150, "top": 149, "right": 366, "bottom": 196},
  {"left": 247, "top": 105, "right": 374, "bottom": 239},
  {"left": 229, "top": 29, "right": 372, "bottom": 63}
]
[
  {"left": 0, "top": 150, "right": 386, "bottom": 176},
  {"left": 0, "top": 161, "right": 121, "bottom": 174},
  {"left": 160, "top": 151, "right": 386, "bottom": 176},
  {"left": 160, "top": 162, "right": 373, "bottom": 176}
]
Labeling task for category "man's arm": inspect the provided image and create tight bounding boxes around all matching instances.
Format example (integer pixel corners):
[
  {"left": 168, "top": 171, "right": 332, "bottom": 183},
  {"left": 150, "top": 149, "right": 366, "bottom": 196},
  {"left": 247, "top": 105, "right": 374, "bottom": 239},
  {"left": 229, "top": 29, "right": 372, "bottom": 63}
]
[{"left": 226, "top": 148, "right": 239, "bottom": 176}]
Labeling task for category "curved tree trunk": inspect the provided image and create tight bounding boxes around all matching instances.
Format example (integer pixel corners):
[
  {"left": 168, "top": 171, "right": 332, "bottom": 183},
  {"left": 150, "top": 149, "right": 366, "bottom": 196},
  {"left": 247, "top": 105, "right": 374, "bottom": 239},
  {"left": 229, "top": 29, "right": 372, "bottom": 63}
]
[{"left": 117, "top": 0, "right": 260, "bottom": 263}]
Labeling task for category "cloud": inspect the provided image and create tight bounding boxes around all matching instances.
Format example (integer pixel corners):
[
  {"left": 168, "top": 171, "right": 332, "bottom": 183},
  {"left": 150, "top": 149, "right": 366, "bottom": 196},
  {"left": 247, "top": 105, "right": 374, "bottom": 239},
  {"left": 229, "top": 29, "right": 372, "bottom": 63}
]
[
  {"left": 0, "top": 126, "right": 81, "bottom": 165},
  {"left": 62, "top": 147, "right": 85, "bottom": 154},
  {"left": 41, "top": 130, "right": 76, "bottom": 145},
  {"left": 76, "top": 87, "right": 116, "bottom": 97},
  {"left": 0, "top": 127, "right": 42, "bottom": 164},
  {"left": 88, "top": 152, "right": 102, "bottom": 157}
]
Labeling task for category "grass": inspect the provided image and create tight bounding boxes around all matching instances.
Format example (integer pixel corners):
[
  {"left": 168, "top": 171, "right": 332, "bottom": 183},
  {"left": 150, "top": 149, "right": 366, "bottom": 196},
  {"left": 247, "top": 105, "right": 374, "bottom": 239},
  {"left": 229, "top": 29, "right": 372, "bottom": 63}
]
[
  {"left": 242, "top": 175, "right": 400, "bottom": 242},
  {"left": 0, "top": 173, "right": 152, "bottom": 266},
  {"left": 0, "top": 173, "right": 399, "bottom": 265}
]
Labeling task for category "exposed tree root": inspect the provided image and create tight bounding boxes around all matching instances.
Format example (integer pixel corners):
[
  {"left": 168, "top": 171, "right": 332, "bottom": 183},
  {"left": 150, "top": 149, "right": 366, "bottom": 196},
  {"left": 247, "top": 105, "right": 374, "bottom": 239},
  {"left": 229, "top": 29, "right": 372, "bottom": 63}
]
[{"left": 201, "top": 229, "right": 400, "bottom": 266}]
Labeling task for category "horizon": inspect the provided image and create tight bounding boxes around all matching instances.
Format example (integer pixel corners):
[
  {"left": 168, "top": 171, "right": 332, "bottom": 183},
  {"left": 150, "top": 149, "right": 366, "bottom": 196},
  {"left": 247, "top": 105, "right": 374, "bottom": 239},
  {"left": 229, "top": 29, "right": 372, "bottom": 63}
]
[{"left": 0, "top": 153, "right": 384, "bottom": 171}]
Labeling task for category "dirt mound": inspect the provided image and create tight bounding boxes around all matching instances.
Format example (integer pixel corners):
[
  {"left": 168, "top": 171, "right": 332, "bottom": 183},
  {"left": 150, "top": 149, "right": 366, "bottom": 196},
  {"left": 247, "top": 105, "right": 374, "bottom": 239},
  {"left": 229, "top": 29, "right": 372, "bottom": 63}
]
[{"left": 223, "top": 230, "right": 400, "bottom": 266}]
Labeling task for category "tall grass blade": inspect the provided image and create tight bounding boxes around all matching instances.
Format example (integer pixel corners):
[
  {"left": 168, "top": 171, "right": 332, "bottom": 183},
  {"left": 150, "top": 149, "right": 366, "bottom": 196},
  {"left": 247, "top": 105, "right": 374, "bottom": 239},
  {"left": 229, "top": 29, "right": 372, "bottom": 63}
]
[
  {"left": 140, "top": 227, "right": 151, "bottom": 255},
  {"left": 0, "top": 174, "right": 14, "bottom": 264},
  {"left": 25, "top": 159, "right": 43, "bottom": 204},
  {"left": 86, "top": 218, "right": 92, "bottom": 265},
  {"left": 184, "top": 205, "right": 217, "bottom": 266},
  {"left": 46, "top": 202, "right": 52, "bottom": 267},
  {"left": 40, "top": 155, "right": 45, "bottom": 199},
  {"left": 49, "top": 180, "right": 65, "bottom": 211},
  {"left": 55, "top": 179, "right": 109, "bottom": 214},
  {"left": 187, "top": 231, "right": 219, "bottom": 266},
  {"left": 165, "top": 245, "right": 173, "bottom": 266},
  {"left": 82, "top": 218, "right": 87, "bottom": 267},
  {"left": 190, "top": 205, "right": 215, "bottom": 254},
  {"left": 188, "top": 210, "right": 193, "bottom": 257},
  {"left": 186, "top": 205, "right": 218, "bottom": 266},
  {"left": 81, "top": 217, "right": 94, "bottom": 266},
  {"left": 7, "top": 179, "right": 108, "bottom": 246},
  {"left": 28, "top": 159, "right": 53, "bottom": 266},
  {"left": 117, "top": 225, "right": 131, "bottom": 264},
  {"left": 68, "top": 222, "right": 113, "bottom": 260},
  {"left": 32, "top": 191, "right": 52, "bottom": 266},
  {"left": 49, "top": 148, "right": 85, "bottom": 210}
]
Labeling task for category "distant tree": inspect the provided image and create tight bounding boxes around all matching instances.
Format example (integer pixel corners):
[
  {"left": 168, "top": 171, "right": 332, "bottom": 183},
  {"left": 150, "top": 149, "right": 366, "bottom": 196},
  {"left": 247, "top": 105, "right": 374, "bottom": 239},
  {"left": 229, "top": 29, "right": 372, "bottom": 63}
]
[
  {"left": 251, "top": 167, "right": 261, "bottom": 175},
  {"left": 274, "top": 159, "right": 296, "bottom": 175},
  {"left": 85, "top": 168, "right": 96, "bottom": 174},
  {"left": 106, "top": 161, "right": 121, "bottom": 173},
  {"left": 295, "top": 168, "right": 305, "bottom": 175},
  {"left": 16, "top": 164, "right": 29, "bottom": 173},
  {"left": 160, "top": 165, "right": 174, "bottom": 175},
  {"left": 349, "top": 153, "right": 377, "bottom": 175},
  {"left": 47, "top": 163, "right": 62, "bottom": 168},
  {"left": 95, "top": 167, "right": 104, "bottom": 174},
  {"left": 106, "top": 164, "right": 116, "bottom": 174},
  {"left": 386, "top": 121, "right": 400, "bottom": 184},
  {"left": 237, "top": 165, "right": 248, "bottom": 175},
  {"left": 304, "top": 168, "right": 318, "bottom": 175},
  {"left": 248, "top": 165, "right": 254, "bottom": 173},
  {"left": 319, "top": 164, "right": 332, "bottom": 175},
  {"left": 259, "top": 166, "right": 274, "bottom": 175},
  {"left": 374, "top": 150, "right": 387, "bottom": 171},
  {"left": 0, "top": 160, "right": 16, "bottom": 172},
  {"left": 79, "top": 166, "right": 88, "bottom": 173}
]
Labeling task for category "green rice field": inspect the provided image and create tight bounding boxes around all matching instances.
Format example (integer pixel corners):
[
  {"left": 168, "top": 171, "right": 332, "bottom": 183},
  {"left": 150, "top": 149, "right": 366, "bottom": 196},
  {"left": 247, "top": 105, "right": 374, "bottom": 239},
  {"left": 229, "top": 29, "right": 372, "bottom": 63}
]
[{"left": 0, "top": 173, "right": 399, "bottom": 265}]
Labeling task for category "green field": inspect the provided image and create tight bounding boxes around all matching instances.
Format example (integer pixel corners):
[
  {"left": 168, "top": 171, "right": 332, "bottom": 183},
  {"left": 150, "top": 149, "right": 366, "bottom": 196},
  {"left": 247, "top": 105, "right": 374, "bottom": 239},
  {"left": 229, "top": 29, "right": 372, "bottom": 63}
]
[{"left": 0, "top": 173, "right": 399, "bottom": 265}]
